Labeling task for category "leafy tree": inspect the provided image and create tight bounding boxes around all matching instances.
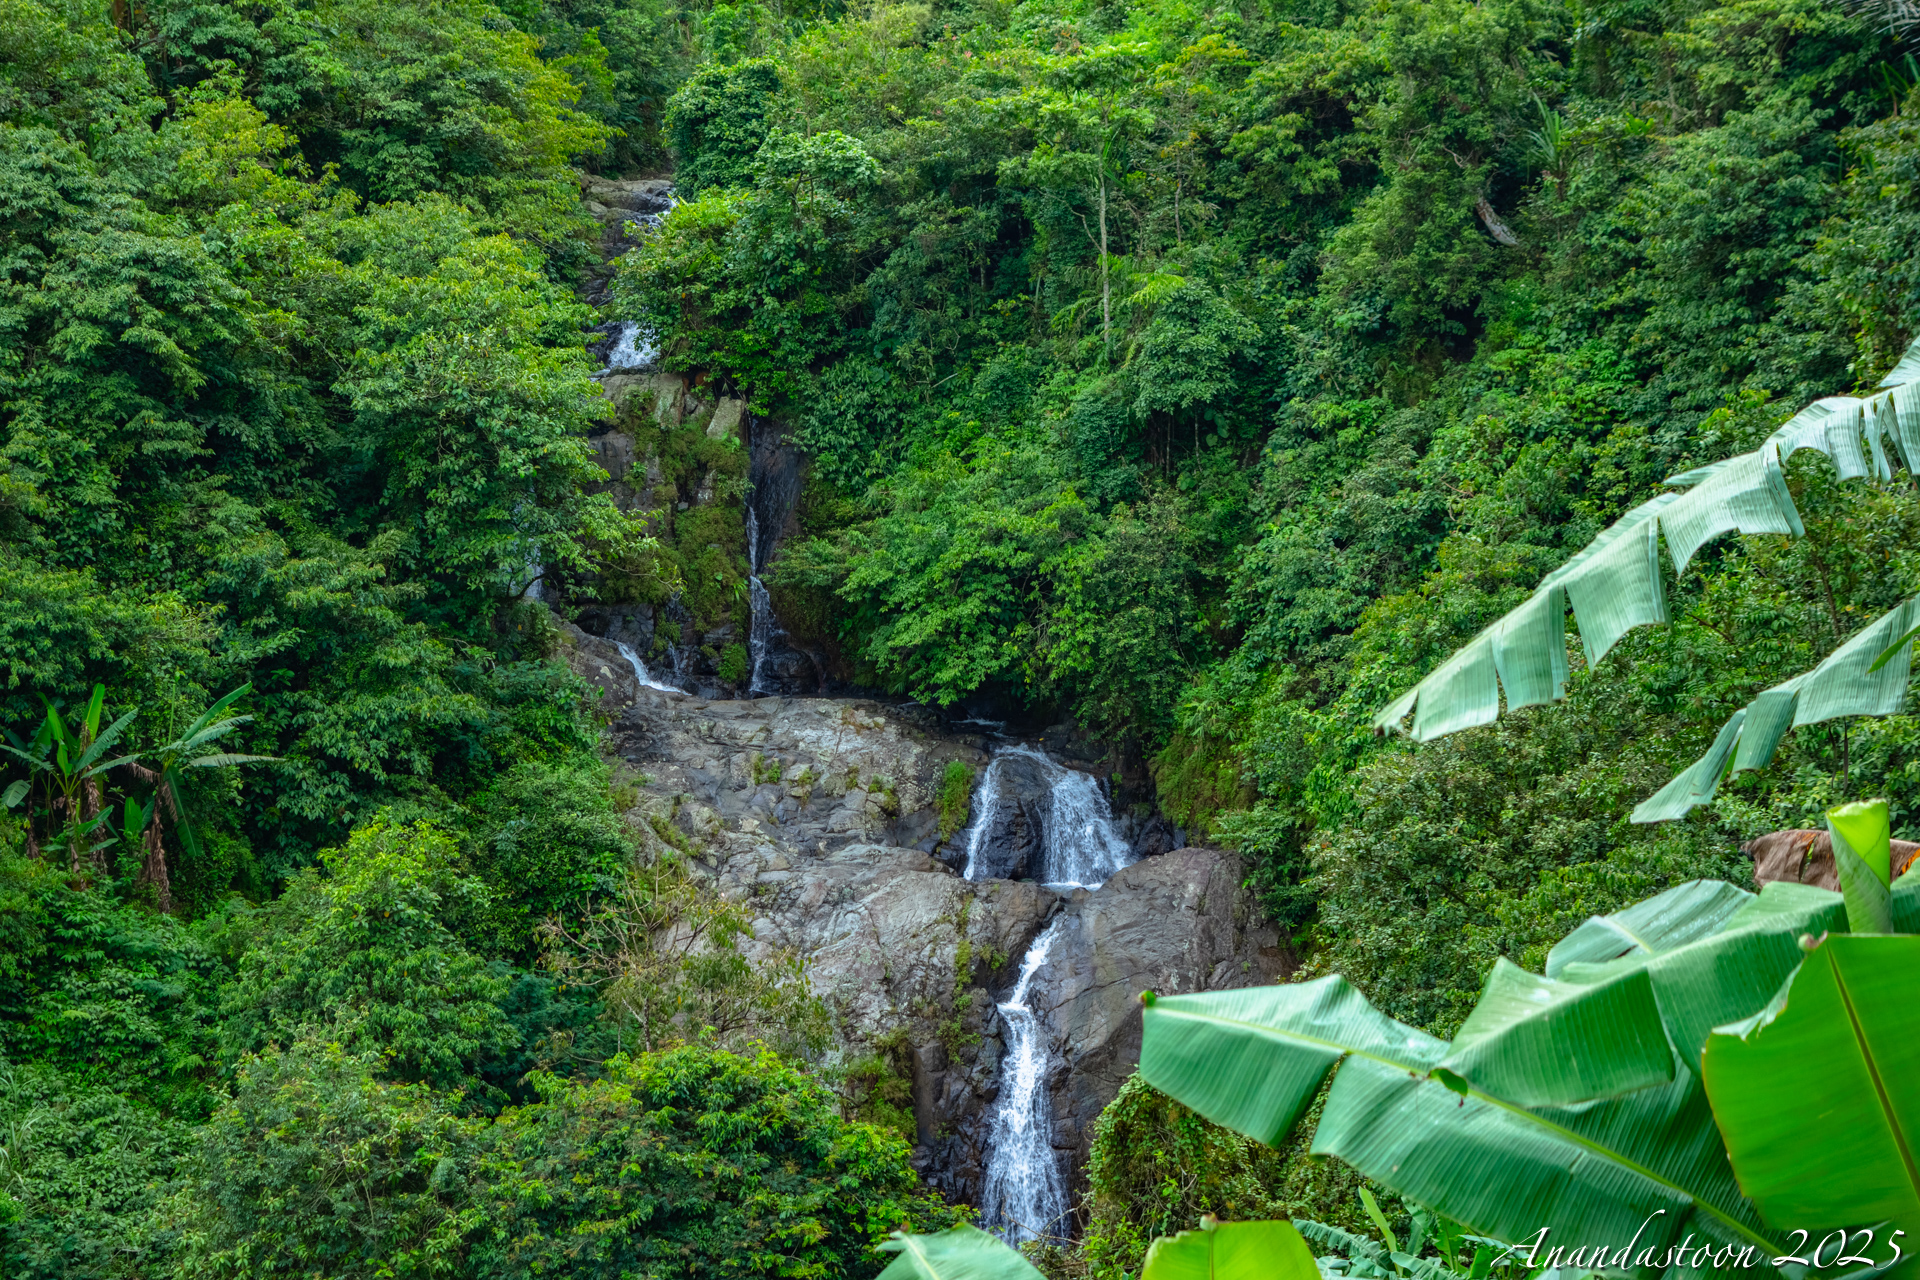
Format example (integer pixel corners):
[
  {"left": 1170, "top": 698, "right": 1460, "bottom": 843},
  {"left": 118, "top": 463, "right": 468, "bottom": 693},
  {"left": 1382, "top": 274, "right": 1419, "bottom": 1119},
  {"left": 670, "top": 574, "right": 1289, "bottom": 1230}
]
[
  {"left": 473, "top": 1046, "right": 966, "bottom": 1280},
  {"left": 217, "top": 820, "right": 520, "bottom": 1091},
  {"left": 168, "top": 1041, "right": 483, "bottom": 1280},
  {"left": 664, "top": 57, "right": 784, "bottom": 197}
]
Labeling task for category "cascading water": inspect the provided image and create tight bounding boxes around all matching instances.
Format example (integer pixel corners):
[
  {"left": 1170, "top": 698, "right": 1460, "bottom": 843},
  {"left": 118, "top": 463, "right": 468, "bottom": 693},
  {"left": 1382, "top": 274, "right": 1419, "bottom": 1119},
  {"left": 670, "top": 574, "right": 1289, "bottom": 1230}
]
[
  {"left": 615, "top": 640, "right": 683, "bottom": 694},
  {"left": 590, "top": 187, "right": 675, "bottom": 379},
  {"left": 962, "top": 745, "right": 1138, "bottom": 1244},
  {"left": 960, "top": 745, "right": 1136, "bottom": 888},
  {"left": 979, "top": 917, "right": 1068, "bottom": 1245},
  {"left": 599, "top": 320, "right": 658, "bottom": 375},
  {"left": 745, "top": 507, "right": 780, "bottom": 696}
]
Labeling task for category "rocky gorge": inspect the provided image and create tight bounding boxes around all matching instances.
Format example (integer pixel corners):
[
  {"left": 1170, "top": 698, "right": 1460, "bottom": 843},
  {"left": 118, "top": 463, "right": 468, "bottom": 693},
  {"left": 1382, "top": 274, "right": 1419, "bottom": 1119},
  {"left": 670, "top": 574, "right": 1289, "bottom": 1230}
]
[{"left": 556, "top": 620, "right": 1291, "bottom": 1233}]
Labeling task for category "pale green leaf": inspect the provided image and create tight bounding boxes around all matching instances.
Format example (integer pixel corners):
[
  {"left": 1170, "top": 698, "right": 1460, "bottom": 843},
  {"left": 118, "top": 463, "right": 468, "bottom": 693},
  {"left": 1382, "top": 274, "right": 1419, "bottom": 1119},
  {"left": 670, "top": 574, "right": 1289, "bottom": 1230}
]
[
  {"left": 1141, "top": 1220, "right": 1319, "bottom": 1280},
  {"left": 1551, "top": 880, "right": 1845, "bottom": 1068},
  {"left": 875, "top": 1226, "right": 1043, "bottom": 1280},
  {"left": 1829, "top": 798, "right": 1893, "bottom": 935},
  {"left": 1490, "top": 586, "right": 1567, "bottom": 711},
  {"left": 1794, "top": 599, "right": 1919, "bottom": 727},
  {"left": 1628, "top": 709, "right": 1744, "bottom": 823},
  {"left": 1411, "top": 633, "right": 1498, "bottom": 742},
  {"left": 1631, "top": 598, "right": 1918, "bottom": 823},
  {"left": 1658, "top": 447, "right": 1800, "bottom": 578},
  {"left": 1436, "top": 959, "right": 1672, "bottom": 1105},
  {"left": 1556, "top": 501, "right": 1670, "bottom": 664},
  {"left": 1544, "top": 879, "right": 1754, "bottom": 977},
  {"left": 1729, "top": 678, "right": 1803, "bottom": 773},
  {"left": 1768, "top": 397, "right": 1872, "bottom": 480},
  {"left": 1358, "top": 1189, "right": 1399, "bottom": 1252}
]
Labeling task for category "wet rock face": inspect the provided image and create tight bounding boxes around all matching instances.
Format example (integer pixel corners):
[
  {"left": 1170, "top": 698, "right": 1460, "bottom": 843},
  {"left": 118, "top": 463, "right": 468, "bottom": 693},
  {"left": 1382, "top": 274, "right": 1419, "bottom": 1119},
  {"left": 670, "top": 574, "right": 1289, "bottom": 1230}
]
[
  {"left": 555, "top": 620, "right": 1289, "bottom": 1221},
  {"left": 941, "top": 751, "right": 1050, "bottom": 879}
]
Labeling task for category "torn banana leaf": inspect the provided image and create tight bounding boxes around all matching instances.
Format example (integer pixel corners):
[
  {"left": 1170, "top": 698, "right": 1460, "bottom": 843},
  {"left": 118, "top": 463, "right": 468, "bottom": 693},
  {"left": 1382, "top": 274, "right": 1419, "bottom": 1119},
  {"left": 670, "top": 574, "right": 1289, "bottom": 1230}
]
[
  {"left": 1376, "top": 337, "right": 1920, "bottom": 739},
  {"left": 1630, "top": 597, "right": 1919, "bottom": 823}
]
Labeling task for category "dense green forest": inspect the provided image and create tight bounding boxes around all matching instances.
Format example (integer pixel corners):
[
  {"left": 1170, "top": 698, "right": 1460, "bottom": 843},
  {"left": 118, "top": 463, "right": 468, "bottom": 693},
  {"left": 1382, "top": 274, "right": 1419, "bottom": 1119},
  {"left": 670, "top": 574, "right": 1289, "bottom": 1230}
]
[{"left": 4, "top": 0, "right": 1919, "bottom": 1263}]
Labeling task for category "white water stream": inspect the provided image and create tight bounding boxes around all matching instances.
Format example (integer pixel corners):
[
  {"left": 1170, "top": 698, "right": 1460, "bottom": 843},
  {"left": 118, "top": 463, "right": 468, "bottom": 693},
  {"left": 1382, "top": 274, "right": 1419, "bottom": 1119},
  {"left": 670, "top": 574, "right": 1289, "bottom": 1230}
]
[
  {"left": 615, "top": 640, "right": 683, "bottom": 694},
  {"left": 979, "top": 917, "right": 1069, "bottom": 1245},
  {"left": 745, "top": 507, "right": 786, "bottom": 696},
  {"left": 961, "top": 745, "right": 1137, "bottom": 1245}
]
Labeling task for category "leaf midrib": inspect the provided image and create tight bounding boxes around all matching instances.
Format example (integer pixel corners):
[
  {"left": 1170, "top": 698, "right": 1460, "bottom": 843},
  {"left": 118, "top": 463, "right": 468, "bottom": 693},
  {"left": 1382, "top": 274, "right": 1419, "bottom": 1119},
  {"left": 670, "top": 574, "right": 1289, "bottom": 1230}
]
[
  {"left": 1828, "top": 948, "right": 1920, "bottom": 1211},
  {"left": 1153, "top": 1006, "right": 1774, "bottom": 1251}
]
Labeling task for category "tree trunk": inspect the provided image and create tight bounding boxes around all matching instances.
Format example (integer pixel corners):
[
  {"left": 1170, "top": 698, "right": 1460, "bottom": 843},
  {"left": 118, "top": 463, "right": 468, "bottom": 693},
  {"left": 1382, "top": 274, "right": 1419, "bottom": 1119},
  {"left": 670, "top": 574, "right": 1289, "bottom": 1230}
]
[{"left": 138, "top": 823, "right": 173, "bottom": 913}]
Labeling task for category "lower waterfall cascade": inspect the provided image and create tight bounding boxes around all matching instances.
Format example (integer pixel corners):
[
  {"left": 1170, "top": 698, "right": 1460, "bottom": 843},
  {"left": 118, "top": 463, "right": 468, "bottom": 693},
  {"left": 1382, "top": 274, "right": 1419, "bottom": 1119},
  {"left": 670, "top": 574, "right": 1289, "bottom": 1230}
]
[
  {"left": 961, "top": 745, "right": 1140, "bottom": 1244},
  {"left": 979, "top": 916, "right": 1069, "bottom": 1245},
  {"left": 745, "top": 507, "right": 783, "bottom": 696}
]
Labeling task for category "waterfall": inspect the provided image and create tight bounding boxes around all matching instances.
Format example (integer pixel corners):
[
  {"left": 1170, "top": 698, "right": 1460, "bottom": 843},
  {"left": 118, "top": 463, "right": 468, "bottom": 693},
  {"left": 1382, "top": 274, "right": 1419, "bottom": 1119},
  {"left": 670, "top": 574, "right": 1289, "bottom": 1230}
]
[
  {"left": 962, "top": 745, "right": 1138, "bottom": 1245},
  {"left": 599, "top": 320, "right": 658, "bottom": 375},
  {"left": 979, "top": 917, "right": 1068, "bottom": 1246},
  {"left": 615, "top": 640, "right": 682, "bottom": 694},
  {"left": 745, "top": 507, "right": 778, "bottom": 695},
  {"left": 959, "top": 745, "right": 1136, "bottom": 888},
  {"left": 590, "top": 186, "right": 674, "bottom": 380}
]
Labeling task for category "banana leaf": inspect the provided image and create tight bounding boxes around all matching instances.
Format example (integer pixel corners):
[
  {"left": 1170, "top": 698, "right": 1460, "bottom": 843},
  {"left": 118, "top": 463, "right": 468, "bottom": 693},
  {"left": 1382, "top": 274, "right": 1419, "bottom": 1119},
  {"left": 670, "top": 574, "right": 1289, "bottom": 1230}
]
[
  {"left": 1628, "top": 598, "right": 1919, "bottom": 824},
  {"left": 1434, "top": 959, "right": 1672, "bottom": 1106},
  {"left": 1137, "top": 977, "right": 1779, "bottom": 1263},
  {"left": 1543, "top": 879, "right": 1754, "bottom": 974},
  {"left": 1547, "top": 879, "right": 1847, "bottom": 1069},
  {"left": 1703, "top": 935, "right": 1920, "bottom": 1233},
  {"left": 1141, "top": 1219, "right": 1320, "bottom": 1280},
  {"left": 1890, "top": 862, "right": 1920, "bottom": 933},
  {"left": 1375, "top": 339, "right": 1920, "bottom": 742},
  {"left": 875, "top": 1226, "right": 1042, "bottom": 1280}
]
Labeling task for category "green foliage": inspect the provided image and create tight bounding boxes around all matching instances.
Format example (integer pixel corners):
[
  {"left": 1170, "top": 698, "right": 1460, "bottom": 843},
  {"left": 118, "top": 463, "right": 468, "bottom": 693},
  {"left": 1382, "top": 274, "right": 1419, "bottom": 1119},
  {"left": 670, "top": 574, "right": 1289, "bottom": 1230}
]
[
  {"left": 169, "top": 1041, "right": 482, "bottom": 1280},
  {"left": 217, "top": 820, "right": 520, "bottom": 1092},
  {"left": 474, "top": 1046, "right": 966, "bottom": 1279},
  {"left": 0, "top": 852, "right": 223, "bottom": 1111},
  {"left": 664, "top": 57, "right": 784, "bottom": 197},
  {"left": 0, "top": 1064, "right": 196, "bottom": 1280},
  {"left": 1080, "top": 1074, "right": 1307, "bottom": 1280},
  {"left": 462, "top": 757, "right": 632, "bottom": 955},
  {"left": 716, "top": 640, "right": 750, "bottom": 684}
]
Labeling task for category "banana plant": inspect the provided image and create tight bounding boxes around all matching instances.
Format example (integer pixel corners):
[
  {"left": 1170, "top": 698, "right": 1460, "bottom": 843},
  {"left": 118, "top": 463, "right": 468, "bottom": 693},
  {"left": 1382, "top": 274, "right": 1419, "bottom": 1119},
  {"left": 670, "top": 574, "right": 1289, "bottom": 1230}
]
[
  {"left": 1373, "top": 337, "right": 1920, "bottom": 743},
  {"left": 1702, "top": 799, "right": 1920, "bottom": 1234},
  {"left": 121, "top": 683, "right": 275, "bottom": 911},
  {"left": 2, "top": 684, "right": 137, "bottom": 874},
  {"left": 1134, "top": 800, "right": 1920, "bottom": 1259},
  {"left": 1297, "top": 1194, "right": 1521, "bottom": 1280}
]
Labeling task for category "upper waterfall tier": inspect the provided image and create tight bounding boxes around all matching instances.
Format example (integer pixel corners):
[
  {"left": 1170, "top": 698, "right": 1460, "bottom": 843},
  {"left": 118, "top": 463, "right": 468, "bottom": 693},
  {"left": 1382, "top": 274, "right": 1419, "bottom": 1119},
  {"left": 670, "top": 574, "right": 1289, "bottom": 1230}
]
[{"left": 959, "top": 745, "right": 1137, "bottom": 888}]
